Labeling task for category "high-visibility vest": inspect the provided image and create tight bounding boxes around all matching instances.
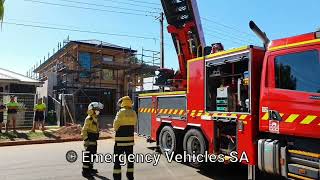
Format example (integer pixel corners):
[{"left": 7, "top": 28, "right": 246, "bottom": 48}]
[
  {"left": 6, "top": 102, "right": 19, "bottom": 114},
  {"left": 34, "top": 103, "right": 46, "bottom": 112},
  {"left": 113, "top": 108, "right": 137, "bottom": 147}
]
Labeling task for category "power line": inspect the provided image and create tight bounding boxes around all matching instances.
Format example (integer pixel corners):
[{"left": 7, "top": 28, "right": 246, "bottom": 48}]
[
  {"left": 56, "top": 0, "right": 158, "bottom": 14},
  {"left": 23, "top": 0, "right": 157, "bottom": 17},
  {"left": 126, "top": 0, "right": 160, "bottom": 6},
  {"left": 117, "top": 0, "right": 160, "bottom": 6},
  {"left": 3, "top": 21, "right": 159, "bottom": 41},
  {"left": 7, "top": 18, "right": 82, "bottom": 29},
  {"left": 201, "top": 17, "right": 256, "bottom": 38},
  {"left": 203, "top": 27, "right": 258, "bottom": 45},
  {"left": 100, "top": 0, "right": 161, "bottom": 10},
  {"left": 205, "top": 32, "right": 245, "bottom": 46}
]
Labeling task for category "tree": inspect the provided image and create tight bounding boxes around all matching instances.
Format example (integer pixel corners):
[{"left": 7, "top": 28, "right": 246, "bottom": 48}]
[{"left": 0, "top": 0, "right": 4, "bottom": 28}]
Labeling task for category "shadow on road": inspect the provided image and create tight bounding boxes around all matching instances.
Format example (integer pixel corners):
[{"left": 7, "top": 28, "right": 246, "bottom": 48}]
[
  {"left": 43, "top": 131, "right": 60, "bottom": 139},
  {"left": 93, "top": 174, "right": 111, "bottom": 180},
  {"left": 146, "top": 145, "right": 159, "bottom": 152},
  {"left": 196, "top": 163, "right": 286, "bottom": 180},
  {"left": 197, "top": 163, "right": 247, "bottom": 180}
]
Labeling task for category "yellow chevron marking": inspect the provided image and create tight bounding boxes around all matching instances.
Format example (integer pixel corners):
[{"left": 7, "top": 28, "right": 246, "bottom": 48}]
[
  {"left": 168, "top": 109, "right": 173, "bottom": 114},
  {"left": 172, "top": 109, "right": 178, "bottom": 115},
  {"left": 243, "top": 121, "right": 248, "bottom": 124},
  {"left": 196, "top": 110, "right": 203, "bottom": 117},
  {"left": 285, "top": 114, "right": 299, "bottom": 123},
  {"left": 145, "top": 108, "right": 149, "bottom": 113},
  {"left": 139, "top": 108, "right": 143, "bottom": 112},
  {"left": 230, "top": 113, "right": 237, "bottom": 117},
  {"left": 212, "top": 113, "right": 218, "bottom": 117},
  {"left": 220, "top": 113, "right": 227, "bottom": 117},
  {"left": 163, "top": 109, "right": 168, "bottom": 114},
  {"left": 261, "top": 113, "right": 269, "bottom": 120},
  {"left": 204, "top": 112, "right": 210, "bottom": 116},
  {"left": 288, "top": 150, "right": 320, "bottom": 158},
  {"left": 300, "top": 115, "right": 317, "bottom": 125},
  {"left": 239, "top": 115, "right": 247, "bottom": 120},
  {"left": 147, "top": 108, "right": 151, "bottom": 113},
  {"left": 179, "top": 110, "right": 185, "bottom": 115},
  {"left": 159, "top": 109, "right": 163, "bottom": 114},
  {"left": 190, "top": 110, "right": 196, "bottom": 117},
  {"left": 151, "top": 109, "right": 155, "bottom": 113},
  {"left": 279, "top": 113, "right": 284, "bottom": 117}
]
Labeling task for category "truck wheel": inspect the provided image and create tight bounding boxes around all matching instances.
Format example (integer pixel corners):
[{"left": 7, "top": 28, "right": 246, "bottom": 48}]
[
  {"left": 183, "top": 129, "right": 207, "bottom": 168},
  {"left": 159, "top": 126, "right": 177, "bottom": 155}
]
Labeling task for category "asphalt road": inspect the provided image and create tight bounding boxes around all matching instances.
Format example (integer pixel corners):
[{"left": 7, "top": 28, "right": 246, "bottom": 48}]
[{"left": 0, "top": 137, "right": 281, "bottom": 180}]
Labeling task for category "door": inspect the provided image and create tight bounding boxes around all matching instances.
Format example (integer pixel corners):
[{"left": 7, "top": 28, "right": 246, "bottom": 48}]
[{"left": 260, "top": 46, "right": 320, "bottom": 138}]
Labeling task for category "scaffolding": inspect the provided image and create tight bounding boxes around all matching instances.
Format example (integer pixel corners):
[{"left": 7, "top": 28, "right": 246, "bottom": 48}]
[{"left": 32, "top": 40, "right": 160, "bottom": 125}]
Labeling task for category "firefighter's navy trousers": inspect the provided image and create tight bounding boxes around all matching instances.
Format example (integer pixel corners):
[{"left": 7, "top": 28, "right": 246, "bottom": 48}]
[
  {"left": 113, "top": 145, "right": 134, "bottom": 180},
  {"left": 82, "top": 133, "right": 98, "bottom": 172}
]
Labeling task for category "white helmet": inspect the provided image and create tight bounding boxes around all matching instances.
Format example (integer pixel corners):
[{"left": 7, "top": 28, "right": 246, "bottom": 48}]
[{"left": 88, "top": 102, "right": 104, "bottom": 110}]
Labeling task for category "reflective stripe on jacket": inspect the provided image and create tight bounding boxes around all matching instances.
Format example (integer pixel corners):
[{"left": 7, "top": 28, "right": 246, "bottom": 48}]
[{"left": 113, "top": 108, "right": 137, "bottom": 146}]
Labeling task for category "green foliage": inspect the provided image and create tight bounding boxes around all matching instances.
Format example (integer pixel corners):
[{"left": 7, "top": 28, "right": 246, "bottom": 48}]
[{"left": 0, "top": 0, "right": 4, "bottom": 28}]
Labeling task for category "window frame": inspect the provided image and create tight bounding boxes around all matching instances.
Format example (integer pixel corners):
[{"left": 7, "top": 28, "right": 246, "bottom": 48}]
[{"left": 270, "top": 46, "right": 320, "bottom": 94}]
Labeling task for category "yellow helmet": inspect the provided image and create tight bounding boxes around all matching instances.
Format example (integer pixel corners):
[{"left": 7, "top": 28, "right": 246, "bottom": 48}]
[{"left": 118, "top": 96, "right": 133, "bottom": 108}]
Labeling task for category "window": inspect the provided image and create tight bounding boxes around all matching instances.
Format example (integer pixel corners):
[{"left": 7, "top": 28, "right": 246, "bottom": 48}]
[
  {"left": 79, "top": 52, "right": 92, "bottom": 78},
  {"left": 102, "top": 55, "right": 114, "bottom": 62},
  {"left": 275, "top": 50, "right": 320, "bottom": 93},
  {"left": 102, "top": 69, "right": 114, "bottom": 80}
]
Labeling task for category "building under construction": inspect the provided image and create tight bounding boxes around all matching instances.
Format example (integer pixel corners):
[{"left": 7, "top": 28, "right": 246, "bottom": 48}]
[{"left": 33, "top": 40, "right": 159, "bottom": 124}]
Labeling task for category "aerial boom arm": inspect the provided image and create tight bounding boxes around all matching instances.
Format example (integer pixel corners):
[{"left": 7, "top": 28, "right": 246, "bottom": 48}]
[{"left": 161, "top": 0, "right": 205, "bottom": 79}]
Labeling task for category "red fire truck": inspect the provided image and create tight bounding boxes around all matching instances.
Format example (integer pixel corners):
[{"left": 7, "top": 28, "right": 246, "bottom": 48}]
[{"left": 137, "top": 1, "right": 320, "bottom": 179}]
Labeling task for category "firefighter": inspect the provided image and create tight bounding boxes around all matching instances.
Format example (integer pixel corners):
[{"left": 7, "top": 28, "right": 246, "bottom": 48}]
[
  {"left": 6, "top": 95, "right": 19, "bottom": 132},
  {"left": 31, "top": 98, "right": 46, "bottom": 132},
  {"left": 113, "top": 96, "right": 137, "bottom": 180},
  {"left": 81, "top": 102, "right": 104, "bottom": 178}
]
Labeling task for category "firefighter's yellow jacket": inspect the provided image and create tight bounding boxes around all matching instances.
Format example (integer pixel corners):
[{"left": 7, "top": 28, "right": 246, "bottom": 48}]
[
  {"left": 81, "top": 115, "right": 99, "bottom": 146},
  {"left": 113, "top": 108, "right": 137, "bottom": 146},
  {"left": 113, "top": 108, "right": 137, "bottom": 132}
]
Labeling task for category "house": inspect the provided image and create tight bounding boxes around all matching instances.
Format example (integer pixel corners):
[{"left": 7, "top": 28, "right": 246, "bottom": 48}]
[
  {"left": 0, "top": 68, "right": 42, "bottom": 128},
  {"left": 34, "top": 40, "right": 158, "bottom": 123},
  {"left": 0, "top": 67, "right": 42, "bottom": 93}
]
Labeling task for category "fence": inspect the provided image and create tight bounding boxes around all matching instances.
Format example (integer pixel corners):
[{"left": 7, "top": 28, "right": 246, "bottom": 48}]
[{"left": 0, "top": 93, "right": 37, "bottom": 129}]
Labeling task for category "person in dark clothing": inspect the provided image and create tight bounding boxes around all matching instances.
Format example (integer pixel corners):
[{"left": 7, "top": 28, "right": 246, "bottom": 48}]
[{"left": 0, "top": 101, "right": 5, "bottom": 133}]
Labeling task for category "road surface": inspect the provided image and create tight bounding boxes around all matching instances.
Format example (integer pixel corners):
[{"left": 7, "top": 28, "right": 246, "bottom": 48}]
[{"left": 0, "top": 137, "right": 281, "bottom": 180}]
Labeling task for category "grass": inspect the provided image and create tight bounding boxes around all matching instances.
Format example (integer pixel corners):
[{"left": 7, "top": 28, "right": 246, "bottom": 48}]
[{"left": 0, "top": 130, "right": 59, "bottom": 141}]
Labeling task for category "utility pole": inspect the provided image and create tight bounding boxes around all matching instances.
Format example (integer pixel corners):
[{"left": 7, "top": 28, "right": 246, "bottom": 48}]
[
  {"left": 158, "top": 12, "right": 165, "bottom": 92},
  {"left": 160, "top": 12, "right": 164, "bottom": 68}
]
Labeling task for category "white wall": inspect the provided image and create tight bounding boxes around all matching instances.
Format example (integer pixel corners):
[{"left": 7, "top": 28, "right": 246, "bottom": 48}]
[{"left": 37, "top": 71, "right": 57, "bottom": 98}]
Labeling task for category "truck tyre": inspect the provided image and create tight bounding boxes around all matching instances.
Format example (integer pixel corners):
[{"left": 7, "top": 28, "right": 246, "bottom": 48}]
[
  {"left": 183, "top": 129, "right": 207, "bottom": 168},
  {"left": 159, "top": 126, "right": 177, "bottom": 156}
]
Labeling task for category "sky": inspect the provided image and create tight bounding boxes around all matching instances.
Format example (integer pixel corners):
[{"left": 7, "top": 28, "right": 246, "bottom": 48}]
[{"left": 0, "top": 0, "right": 319, "bottom": 76}]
